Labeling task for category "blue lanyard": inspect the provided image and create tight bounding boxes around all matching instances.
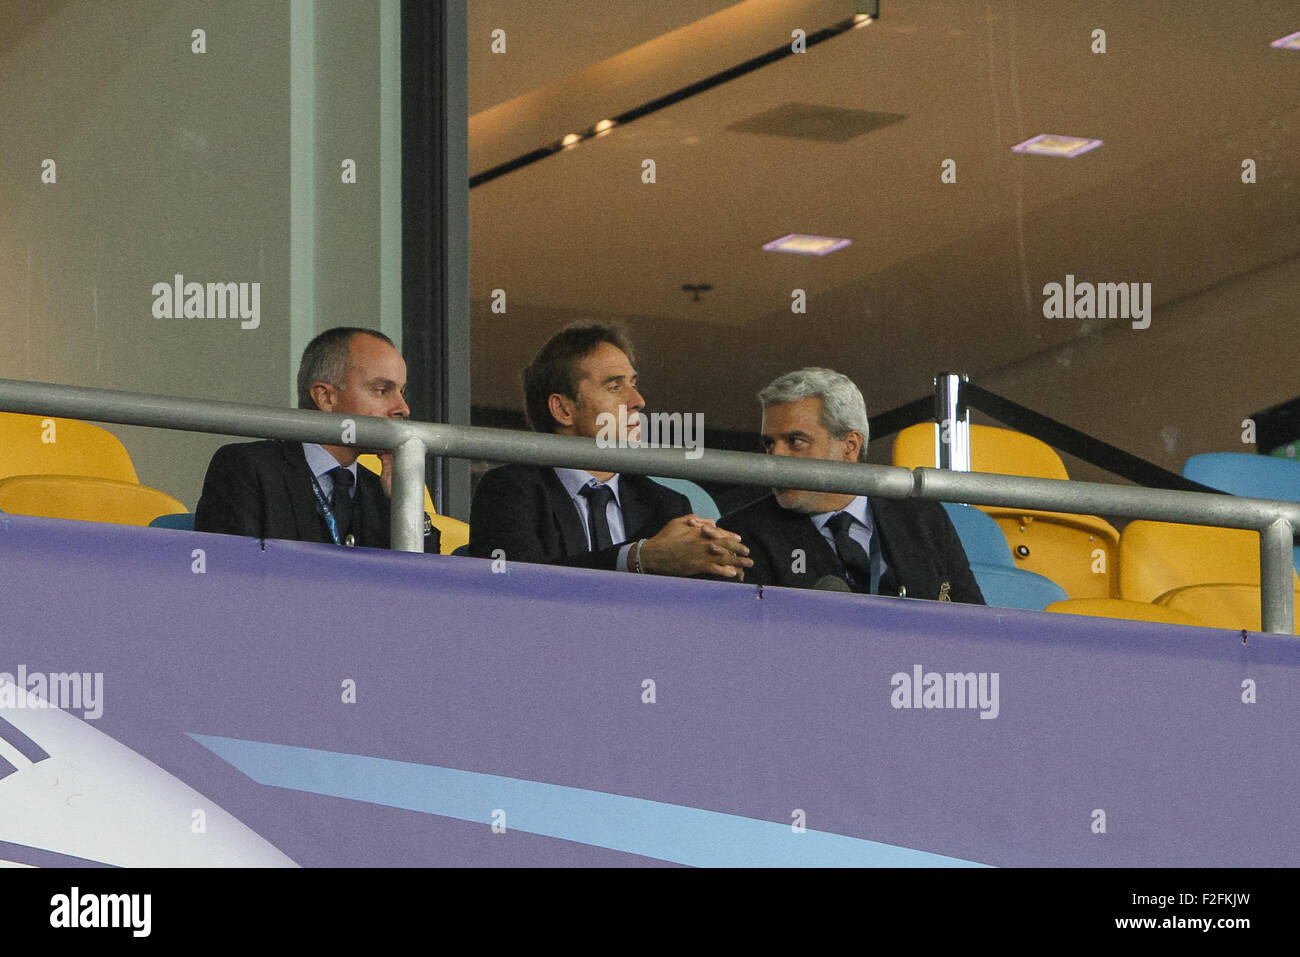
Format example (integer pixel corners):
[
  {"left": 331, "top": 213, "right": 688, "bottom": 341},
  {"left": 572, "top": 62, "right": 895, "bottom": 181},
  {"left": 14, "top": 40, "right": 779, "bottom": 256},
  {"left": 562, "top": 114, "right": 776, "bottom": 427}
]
[{"left": 308, "top": 472, "right": 352, "bottom": 546}]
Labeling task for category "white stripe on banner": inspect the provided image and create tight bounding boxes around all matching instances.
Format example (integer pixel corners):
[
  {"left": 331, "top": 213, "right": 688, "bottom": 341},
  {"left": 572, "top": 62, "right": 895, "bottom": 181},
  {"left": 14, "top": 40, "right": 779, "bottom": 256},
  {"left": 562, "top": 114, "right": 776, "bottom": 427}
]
[{"left": 189, "top": 733, "right": 989, "bottom": 868}]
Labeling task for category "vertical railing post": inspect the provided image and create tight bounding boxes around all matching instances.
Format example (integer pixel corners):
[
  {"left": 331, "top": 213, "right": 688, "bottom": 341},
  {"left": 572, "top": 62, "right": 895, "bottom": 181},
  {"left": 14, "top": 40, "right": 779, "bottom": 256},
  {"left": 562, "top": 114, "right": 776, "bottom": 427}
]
[
  {"left": 1259, "top": 517, "right": 1295, "bottom": 635},
  {"left": 390, "top": 436, "right": 428, "bottom": 553},
  {"left": 934, "top": 372, "right": 971, "bottom": 471}
]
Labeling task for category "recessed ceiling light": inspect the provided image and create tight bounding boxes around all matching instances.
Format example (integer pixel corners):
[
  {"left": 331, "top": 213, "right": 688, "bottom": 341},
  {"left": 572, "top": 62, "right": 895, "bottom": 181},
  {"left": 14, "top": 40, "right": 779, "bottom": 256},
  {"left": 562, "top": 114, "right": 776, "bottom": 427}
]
[
  {"left": 559, "top": 133, "right": 581, "bottom": 150},
  {"left": 592, "top": 119, "right": 616, "bottom": 138},
  {"left": 763, "top": 234, "right": 852, "bottom": 256},
  {"left": 1012, "top": 134, "right": 1103, "bottom": 158},
  {"left": 1270, "top": 30, "right": 1300, "bottom": 50}
]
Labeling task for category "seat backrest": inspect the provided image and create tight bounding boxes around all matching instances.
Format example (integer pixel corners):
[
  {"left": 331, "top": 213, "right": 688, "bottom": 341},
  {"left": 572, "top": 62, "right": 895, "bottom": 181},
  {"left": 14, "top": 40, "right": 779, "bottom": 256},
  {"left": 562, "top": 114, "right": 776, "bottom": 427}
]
[
  {"left": 356, "top": 454, "right": 469, "bottom": 554},
  {"left": 1182, "top": 452, "right": 1300, "bottom": 501},
  {"left": 1157, "top": 582, "right": 1300, "bottom": 632},
  {"left": 357, "top": 453, "right": 437, "bottom": 516},
  {"left": 893, "top": 423, "right": 1069, "bottom": 480},
  {"left": 649, "top": 476, "right": 721, "bottom": 521},
  {"left": 968, "top": 563, "right": 1067, "bottom": 611},
  {"left": 942, "top": 503, "right": 1014, "bottom": 567},
  {"left": 149, "top": 512, "right": 196, "bottom": 530},
  {"left": 430, "top": 514, "right": 469, "bottom": 555},
  {"left": 1118, "top": 520, "right": 1295, "bottom": 603},
  {"left": 1044, "top": 598, "right": 1205, "bottom": 628},
  {"left": 1182, "top": 451, "right": 1300, "bottom": 571},
  {"left": 0, "top": 412, "right": 139, "bottom": 483},
  {"left": 0, "top": 475, "right": 186, "bottom": 526}
]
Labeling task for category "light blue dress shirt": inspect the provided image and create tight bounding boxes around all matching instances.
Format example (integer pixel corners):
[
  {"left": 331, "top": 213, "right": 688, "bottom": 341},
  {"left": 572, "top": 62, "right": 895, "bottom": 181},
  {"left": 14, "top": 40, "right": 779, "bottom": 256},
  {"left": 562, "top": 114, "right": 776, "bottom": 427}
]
[
  {"left": 809, "top": 495, "right": 888, "bottom": 588},
  {"left": 553, "top": 468, "right": 635, "bottom": 571},
  {"left": 302, "top": 444, "right": 359, "bottom": 501}
]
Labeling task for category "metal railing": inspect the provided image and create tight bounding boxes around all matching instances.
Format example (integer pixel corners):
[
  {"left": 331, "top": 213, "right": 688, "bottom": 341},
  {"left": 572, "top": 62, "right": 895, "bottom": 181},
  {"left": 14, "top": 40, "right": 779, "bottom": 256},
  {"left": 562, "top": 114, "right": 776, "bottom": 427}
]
[{"left": 2, "top": 376, "right": 1298, "bottom": 635}]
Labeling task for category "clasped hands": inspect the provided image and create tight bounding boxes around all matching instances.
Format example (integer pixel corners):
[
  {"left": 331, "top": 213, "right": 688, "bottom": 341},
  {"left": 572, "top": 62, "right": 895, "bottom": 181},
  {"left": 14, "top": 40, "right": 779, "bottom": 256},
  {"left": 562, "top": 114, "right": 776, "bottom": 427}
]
[{"left": 630, "top": 514, "right": 752, "bottom": 579}]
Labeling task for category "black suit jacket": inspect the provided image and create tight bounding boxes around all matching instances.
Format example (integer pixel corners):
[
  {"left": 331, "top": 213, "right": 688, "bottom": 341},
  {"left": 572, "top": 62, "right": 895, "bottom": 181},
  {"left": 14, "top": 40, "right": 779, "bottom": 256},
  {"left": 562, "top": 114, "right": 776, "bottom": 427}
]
[
  {"left": 469, "top": 463, "right": 691, "bottom": 570},
  {"left": 718, "top": 494, "right": 984, "bottom": 604},
  {"left": 194, "top": 440, "right": 440, "bottom": 552}
]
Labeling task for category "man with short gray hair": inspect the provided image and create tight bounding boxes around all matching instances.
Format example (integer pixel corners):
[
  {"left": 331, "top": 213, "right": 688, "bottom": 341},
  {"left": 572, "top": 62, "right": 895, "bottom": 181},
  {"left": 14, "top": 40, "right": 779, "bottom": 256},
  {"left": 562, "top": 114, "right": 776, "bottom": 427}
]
[
  {"left": 718, "top": 368, "right": 983, "bottom": 603},
  {"left": 195, "top": 327, "right": 440, "bottom": 552}
]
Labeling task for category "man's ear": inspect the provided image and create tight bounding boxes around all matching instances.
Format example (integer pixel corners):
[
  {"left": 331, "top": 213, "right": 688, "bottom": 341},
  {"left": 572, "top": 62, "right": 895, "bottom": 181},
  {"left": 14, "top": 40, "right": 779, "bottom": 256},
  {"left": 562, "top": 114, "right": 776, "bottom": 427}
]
[
  {"left": 547, "top": 393, "right": 576, "bottom": 429},
  {"left": 841, "top": 430, "right": 864, "bottom": 463},
  {"left": 310, "top": 382, "right": 335, "bottom": 412}
]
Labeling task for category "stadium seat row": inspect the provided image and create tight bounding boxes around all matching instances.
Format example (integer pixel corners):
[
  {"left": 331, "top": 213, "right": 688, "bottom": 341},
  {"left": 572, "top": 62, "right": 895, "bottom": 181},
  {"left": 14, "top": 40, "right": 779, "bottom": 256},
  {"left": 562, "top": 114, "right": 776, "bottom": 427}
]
[{"left": 4, "top": 412, "right": 1298, "bottom": 630}]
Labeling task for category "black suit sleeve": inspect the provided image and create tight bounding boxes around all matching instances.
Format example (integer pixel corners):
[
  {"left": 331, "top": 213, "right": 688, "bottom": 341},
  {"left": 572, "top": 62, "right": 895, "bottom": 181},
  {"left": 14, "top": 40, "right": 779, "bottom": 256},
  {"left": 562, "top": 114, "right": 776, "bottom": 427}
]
[
  {"left": 422, "top": 520, "right": 441, "bottom": 554},
  {"left": 469, "top": 466, "right": 548, "bottom": 563},
  {"left": 194, "top": 444, "right": 264, "bottom": 538},
  {"left": 935, "top": 506, "right": 985, "bottom": 605},
  {"left": 469, "top": 468, "right": 670, "bottom": 571},
  {"left": 717, "top": 511, "right": 776, "bottom": 586}
]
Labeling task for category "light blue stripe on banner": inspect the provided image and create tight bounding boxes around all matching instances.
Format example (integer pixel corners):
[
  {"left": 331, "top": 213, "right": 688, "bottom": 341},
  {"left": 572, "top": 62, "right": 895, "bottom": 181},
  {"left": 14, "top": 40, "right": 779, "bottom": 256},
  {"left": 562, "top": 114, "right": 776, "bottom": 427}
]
[{"left": 188, "top": 733, "right": 988, "bottom": 867}]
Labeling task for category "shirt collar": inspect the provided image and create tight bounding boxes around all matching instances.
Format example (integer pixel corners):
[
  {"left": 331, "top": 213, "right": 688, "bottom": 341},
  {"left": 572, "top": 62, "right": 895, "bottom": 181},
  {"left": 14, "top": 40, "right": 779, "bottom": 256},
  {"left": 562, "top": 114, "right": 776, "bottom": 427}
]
[
  {"left": 302, "top": 443, "right": 359, "bottom": 482},
  {"left": 811, "top": 495, "right": 872, "bottom": 532},
  {"left": 553, "top": 467, "right": 622, "bottom": 506}
]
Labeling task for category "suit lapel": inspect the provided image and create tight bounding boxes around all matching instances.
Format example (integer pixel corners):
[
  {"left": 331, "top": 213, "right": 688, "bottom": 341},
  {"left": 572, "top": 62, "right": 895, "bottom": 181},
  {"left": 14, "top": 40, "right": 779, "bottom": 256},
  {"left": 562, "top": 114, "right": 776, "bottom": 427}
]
[
  {"left": 618, "top": 476, "right": 654, "bottom": 541},
  {"left": 796, "top": 508, "right": 842, "bottom": 580},
  {"left": 355, "top": 470, "right": 389, "bottom": 547},
  {"left": 766, "top": 498, "right": 842, "bottom": 586},
  {"left": 870, "top": 497, "right": 931, "bottom": 597},
  {"left": 280, "top": 442, "right": 329, "bottom": 543},
  {"left": 541, "top": 468, "right": 590, "bottom": 556}
]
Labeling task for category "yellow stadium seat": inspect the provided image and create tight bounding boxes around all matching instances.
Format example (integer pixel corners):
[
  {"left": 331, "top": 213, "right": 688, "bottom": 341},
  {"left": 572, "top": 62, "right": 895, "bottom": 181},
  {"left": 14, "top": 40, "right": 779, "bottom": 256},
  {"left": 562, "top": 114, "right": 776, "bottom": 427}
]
[
  {"left": 1046, "top": 598, "right": 1206, "bottom": 628},
  {"left": 0, "top": 412, "right": 139, "bottom": 483},
  {"left": 429, "top": 514, "right": 469, "bottom": 555},
  {"left": 892, "top": 423, "right": 1119, "bottom": 599},
  {"left": 893, "top": 422, "right": 1069, "bottom": 480},
  {"left": 0, "top": 475, "right": 187, "bottom": 527},
  {"left": 357, "top": 454, "right": 469, "bottom": 555},
  {"left": 1117, "top": 521, "right": 1297, "bottom": 602},
  {"left": 1155, "top": 583, "right": 1300, "bottom": 632}
]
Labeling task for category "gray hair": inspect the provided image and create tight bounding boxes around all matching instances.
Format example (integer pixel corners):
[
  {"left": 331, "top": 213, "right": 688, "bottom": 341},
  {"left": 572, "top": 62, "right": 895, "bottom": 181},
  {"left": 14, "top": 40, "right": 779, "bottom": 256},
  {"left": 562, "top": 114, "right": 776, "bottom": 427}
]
[
  {"left": 758, "top": 367, "right": 869, "bottom": 461},
  {"left": 297, "top": 327, "right": 394, "bottom": 410}
]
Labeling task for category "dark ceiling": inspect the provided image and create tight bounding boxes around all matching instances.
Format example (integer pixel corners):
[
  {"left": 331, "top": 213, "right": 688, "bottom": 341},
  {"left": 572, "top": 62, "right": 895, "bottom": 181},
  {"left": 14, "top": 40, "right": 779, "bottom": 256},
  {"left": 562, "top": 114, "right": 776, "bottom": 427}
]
[{"left": 466, "top": 0, "right": 1300, "bottom": 475}]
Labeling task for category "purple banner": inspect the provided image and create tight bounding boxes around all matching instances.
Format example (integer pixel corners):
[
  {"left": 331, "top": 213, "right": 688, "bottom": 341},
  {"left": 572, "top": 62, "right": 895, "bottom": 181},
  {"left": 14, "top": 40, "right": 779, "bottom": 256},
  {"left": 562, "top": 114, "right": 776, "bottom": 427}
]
[{"left": 1, "top": 513, "right": 1297, "bottom": 866}]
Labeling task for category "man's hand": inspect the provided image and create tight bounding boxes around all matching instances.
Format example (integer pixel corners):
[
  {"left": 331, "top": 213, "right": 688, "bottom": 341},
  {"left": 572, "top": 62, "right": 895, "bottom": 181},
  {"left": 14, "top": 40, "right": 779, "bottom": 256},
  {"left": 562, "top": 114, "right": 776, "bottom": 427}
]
[
  {"left": 634, "top": 515, "right": 752, "bottom": 578},
  {"left": 378, "top": 452, "right": 393, "bottom": 499}
]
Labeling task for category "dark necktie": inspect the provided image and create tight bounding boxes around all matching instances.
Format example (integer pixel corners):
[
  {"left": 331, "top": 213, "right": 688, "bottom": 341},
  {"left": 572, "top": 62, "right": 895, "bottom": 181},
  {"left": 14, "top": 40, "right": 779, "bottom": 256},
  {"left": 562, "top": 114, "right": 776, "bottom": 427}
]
[
  {"left": 826, "top": 512, "right": 872, "bottom": 594},
  {"left": 580, "top": 483, "right": 615, "bottom": 552},
  {"left": 329, "top": 467, "right": 355, "bottom": 542}
]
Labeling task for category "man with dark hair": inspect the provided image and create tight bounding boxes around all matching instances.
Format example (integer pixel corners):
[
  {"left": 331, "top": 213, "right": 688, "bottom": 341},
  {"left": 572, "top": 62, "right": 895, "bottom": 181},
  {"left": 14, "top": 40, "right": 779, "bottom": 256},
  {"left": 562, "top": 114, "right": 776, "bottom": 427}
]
[
  {"left": 718, "top": 368, "right": 982, "bottom": 603},
  {"left": 469, "top": 323, "right": 750, "bottom": 577},
  {"left": 195, "top": 327, "right": 440, "bottom": 552}
]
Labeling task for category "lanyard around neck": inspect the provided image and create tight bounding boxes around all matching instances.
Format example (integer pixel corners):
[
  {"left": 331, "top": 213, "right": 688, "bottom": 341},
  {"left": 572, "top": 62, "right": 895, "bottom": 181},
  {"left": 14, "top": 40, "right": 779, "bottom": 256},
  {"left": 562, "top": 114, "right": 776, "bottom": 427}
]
[{"left": 308, "top": 471, "right": 354, "bottom": 546}]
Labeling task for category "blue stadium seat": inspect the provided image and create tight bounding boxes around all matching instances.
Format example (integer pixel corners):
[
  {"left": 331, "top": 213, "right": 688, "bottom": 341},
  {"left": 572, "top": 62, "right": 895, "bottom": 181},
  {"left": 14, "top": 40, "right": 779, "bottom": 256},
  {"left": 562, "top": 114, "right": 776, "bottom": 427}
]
[
  {"left": 1183, "top": 452, "right": 1300, "bottom": 500},
  {"left": 968, "top": 563, "right": 1069, "bottom": 611},
  {"left": 649, "top": 476, "right": 720, "bottom": 521},
  {"left": 1182, "top": 452, "right": 1300, "bottom": 569},
  {"left": 942, "top": 503, "right": 1014, "bottom": 567},
  {"left": 451, "top": 544, "right": 470, "bottom": 557},
  {"left": 149, "top": 512, "right": 195, "bottom": 530}
]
